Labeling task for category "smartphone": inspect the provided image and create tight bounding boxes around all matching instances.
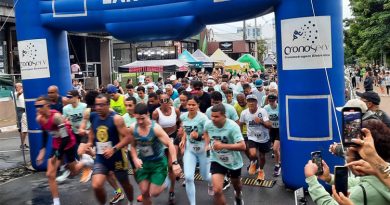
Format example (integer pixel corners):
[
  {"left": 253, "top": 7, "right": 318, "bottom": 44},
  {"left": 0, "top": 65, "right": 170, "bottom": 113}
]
[
  {"left": 311, "top": 151, "right": 323, "bottom": 176},
  {"left": 334, "top": 166, "right": 348, "bottom": 196},
  {"left": 342, "top": 107, "right": 363, "bottom": 147}
]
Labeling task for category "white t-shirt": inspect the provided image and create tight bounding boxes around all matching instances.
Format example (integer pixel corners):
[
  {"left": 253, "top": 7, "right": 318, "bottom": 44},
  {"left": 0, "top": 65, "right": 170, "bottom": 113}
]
[
  {"left": 14, "top": 92, "right": 25, "bottom": 108},
  {"left": 138, "top": 75, "right": 145, "bottom": 83},
  {"left": 240, "top": 108, "right": 270, "bottom": 143},
  {"left": 251, "top": 89, "right": 265, "bottom": 107}
]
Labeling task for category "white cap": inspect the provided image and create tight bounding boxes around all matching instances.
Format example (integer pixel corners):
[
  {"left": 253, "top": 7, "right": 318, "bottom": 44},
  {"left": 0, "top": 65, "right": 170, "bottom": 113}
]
[
  {"left": 336, "top": 99, "right": 368, "bottom": 113},
  {"left": 269, "top": 82, "right": 278, "bottom": 90},
  {"left": 169, "top": 75, "right": 177, "bottom": 81}
]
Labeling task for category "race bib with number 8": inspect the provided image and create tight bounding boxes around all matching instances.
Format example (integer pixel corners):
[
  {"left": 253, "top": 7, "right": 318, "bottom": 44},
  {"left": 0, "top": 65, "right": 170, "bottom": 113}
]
[{"left": 138, "top": 145, "right": 154, "bottom": 157}]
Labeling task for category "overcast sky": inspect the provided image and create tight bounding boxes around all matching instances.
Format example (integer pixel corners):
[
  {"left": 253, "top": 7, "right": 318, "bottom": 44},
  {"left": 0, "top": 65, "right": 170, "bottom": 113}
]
[{"left": 208, "top": 0, "right": 352, "bottom": 39}]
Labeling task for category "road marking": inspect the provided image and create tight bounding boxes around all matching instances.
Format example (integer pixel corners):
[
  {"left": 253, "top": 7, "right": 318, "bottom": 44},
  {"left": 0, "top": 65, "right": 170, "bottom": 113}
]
[
  {"left": 0, "top": 137, "right": 20, "bottom": 140},
  {"left": 0, "top": 149, "right": 29, "bottom": 153}
]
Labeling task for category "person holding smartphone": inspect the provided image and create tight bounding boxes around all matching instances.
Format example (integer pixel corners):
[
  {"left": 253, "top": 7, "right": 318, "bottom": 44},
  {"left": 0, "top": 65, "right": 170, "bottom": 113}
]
[{"left": 304, "top": 119, "right": 390, "bottom": 205}]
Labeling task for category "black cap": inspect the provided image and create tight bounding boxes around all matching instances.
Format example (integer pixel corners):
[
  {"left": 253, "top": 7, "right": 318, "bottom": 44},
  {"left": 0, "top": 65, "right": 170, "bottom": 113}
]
[
  {"left": 268, "top": 94, "right": 278, "bottom": 100},
  {"left": 356, "top": 91, "right": 380, "bottom": 105}
]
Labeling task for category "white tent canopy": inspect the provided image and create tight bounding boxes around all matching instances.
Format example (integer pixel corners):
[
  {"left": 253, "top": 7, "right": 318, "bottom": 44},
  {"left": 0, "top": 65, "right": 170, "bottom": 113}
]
[{"left": 192, "top": 49, "right": 214, "bottom": 63}]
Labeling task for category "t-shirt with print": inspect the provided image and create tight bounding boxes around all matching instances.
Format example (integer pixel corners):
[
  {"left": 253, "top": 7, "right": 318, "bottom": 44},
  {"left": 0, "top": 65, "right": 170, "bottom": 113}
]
[
  {"left": 205, "top": 119, "right": 244, "bottom": 170},
  {"left": 240, "top": 108, "right": 270, "bottom": 143},
  {"left": 264, "top": 104, "right": 279, "bottom": 128},
  {"left": 63, "top": 102, "right": 87, "bottom": 134},
  {"left": 180, "top": 111, "right": 208, "bottom": 154},
  {"left": 206, "top": 103, "right": 239, "bottom": 121}
]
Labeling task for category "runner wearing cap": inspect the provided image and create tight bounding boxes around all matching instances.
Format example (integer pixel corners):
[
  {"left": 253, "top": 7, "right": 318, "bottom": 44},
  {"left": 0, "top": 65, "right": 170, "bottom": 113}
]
[
  {"left": 62, "top": 90, "right": 92, "bottom": 182},
  {"left": 263, "top": 93, "right": 281, "bottom": 177},
  {"left": 357, "top": 91, "right": 390, "bottom": 128},
  {"left": 107, "top": 84, "right": 126, "bottom": 116},
  {"left": 204, "top": 104, "right": 246, "bottom": 205},
  {"left": 251, "top": 79, "right": 265, "bottom": 107},
  {"left": 239, "top": 94, "right": 272, "bottom": 181}
]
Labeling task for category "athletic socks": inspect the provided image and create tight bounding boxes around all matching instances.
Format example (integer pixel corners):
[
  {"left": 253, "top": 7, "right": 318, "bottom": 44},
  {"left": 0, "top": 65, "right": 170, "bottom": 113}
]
[{"left": 53, "top": 197, "right": 60, "bottom": 205}]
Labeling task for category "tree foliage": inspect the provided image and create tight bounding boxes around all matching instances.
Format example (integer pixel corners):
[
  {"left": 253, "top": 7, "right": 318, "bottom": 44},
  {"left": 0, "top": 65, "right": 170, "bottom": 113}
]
[{"left": 344, "top": 0, "right": 390, "bottom": 65}]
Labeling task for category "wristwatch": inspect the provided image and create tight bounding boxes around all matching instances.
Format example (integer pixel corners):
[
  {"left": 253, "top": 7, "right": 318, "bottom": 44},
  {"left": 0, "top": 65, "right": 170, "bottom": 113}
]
[{"left": 172, "top": 160, "right": 179, "bottom": 165}]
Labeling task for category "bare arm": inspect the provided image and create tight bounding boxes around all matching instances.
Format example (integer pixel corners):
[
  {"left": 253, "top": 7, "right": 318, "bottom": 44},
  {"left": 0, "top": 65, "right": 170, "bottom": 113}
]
[
  {"left": 152, "top": 110, "right": 159, "bottom": 121},
  {"left": 113, "top": 115, "right": 132, "bottom": 149},
  {"left": 218, "top": 140, "right": 246, "bottom": 151},
  {"left": 262, "top": 120, "right": 272, "bottom": 129},
  {"left": 155, "top": 124, "right": 177, "bottom": 163}
]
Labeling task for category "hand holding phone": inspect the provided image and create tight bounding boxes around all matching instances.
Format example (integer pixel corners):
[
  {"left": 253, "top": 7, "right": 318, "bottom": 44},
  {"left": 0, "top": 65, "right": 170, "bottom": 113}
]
[
  {"left": 342, "top": 107, "right": 363, "bottom": 147},
  {"left": 334, "top": 166, "right": 348, "bottom": 196},
  {"left": 311, "top": 151, "right": 324, "bottom": 176}
]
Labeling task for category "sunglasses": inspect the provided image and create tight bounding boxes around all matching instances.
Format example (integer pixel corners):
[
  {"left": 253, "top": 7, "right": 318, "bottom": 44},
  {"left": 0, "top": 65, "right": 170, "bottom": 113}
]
[
  {"left": 66, "top": 95, "right": 74, "bottom": 98},
  {"left": 34, "top": 104, "right": 46, "bottom": 108},
  {"left": 160, "top": 98, "right": 170, "bottom": 104}
]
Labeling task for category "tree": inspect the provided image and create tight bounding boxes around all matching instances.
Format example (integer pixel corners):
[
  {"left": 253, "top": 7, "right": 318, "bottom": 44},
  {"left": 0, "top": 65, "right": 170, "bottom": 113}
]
[
  {"left": 257, "top": 39, "right": 267, "bottom": 62},
  {"left": 344, "top": 0, "right": 390, "bottom": 65}
]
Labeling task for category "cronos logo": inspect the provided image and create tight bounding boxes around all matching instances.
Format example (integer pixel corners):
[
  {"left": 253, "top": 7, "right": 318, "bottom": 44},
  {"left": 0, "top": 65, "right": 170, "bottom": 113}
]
[
  {"left": 281, "top": 16, "right": 332, "bottom": 70},
  {"left": 21, "top": 43, "right": 38, "bottom": 62}
]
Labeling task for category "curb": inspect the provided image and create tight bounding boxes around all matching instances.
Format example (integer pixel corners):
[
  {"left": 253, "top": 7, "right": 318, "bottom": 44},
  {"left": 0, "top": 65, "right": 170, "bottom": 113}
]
[{"left": 0, "top": 125, "right": 18, "bottom": 133}]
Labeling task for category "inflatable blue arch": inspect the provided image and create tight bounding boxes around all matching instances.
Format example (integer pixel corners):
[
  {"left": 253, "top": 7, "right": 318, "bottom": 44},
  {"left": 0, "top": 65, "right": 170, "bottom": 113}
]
[{"left": 15, "top": 0, "right": 345, "bottom": 189}]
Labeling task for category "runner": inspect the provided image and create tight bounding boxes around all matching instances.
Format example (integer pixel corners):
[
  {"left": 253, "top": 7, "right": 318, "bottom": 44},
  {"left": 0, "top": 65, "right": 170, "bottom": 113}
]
[
  {"left": 78, "top": 91, "right": 126, "bottom": 204},
  {"left": 263, "top": 93, "right": 281, "bottom": 177},
  {"left": 234, "top": 94, "right": 250, "bottom": 161},
  {"left": 129, "top": 103, "right": 182, "bottom": 205},
  {"left": 136, "top": 86, "right": 148, "bottom": 104},
  {"left": 47, "top": 85, "right": 67, "bottom": 113},
  {"left": 62, "top": 90, "right": 92, "bottom": 183},
  {"left": 152, "top": 93, "right": 181, "bottom": 204},
  {"left": 107, "top": 84, "right": 126, "bottom": 116},
  {"left": 84, "top": 94, "right": 134, "bottom": 205},
  {"left": 204, "top": 104, "right": 246, "bottom": 205},
  {"left": 180, "top": 95, "right": 214, "bottom": 205},
  {"left": 35, "top": 96, "right": 91, "bottom": 205},
  {"left": 240, "top": 95, "right": 272, "bottom": 181}
]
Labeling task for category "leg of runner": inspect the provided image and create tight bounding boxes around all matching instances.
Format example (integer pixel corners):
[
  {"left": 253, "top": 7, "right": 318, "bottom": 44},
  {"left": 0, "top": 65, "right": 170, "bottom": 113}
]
[
  {"left": 115, "top": 171, "right": 134, "bottom": 204},
  {"left": 138, "top": 180, "right": 152, "bottom": 205},
  {"left": 273, "top": 140, "right": 281, "bottom": 177},
  {"left": 231, "top": 177, "right": 244, "bottom": 205},
  {"left": 167, "top": 152, "right": 176, "bottom": 204},
  {"left": 257, "top": 151, "right": 266, "bottom": 181},
  {"left": 46, "top": 157, "right": 62, "bottom": 205},
  {"left": 107, "top": 172, "right": 124, "bottom": 204},
  {"left": 183, "top": 150, "right": 197, "bottom": 205},
  {"left": 248, "top": 145, "right": 258, "bottom": 175},
  {"left": 92, "top": 174, "right": 108, "bottom": 205},
  {"left": 212, "top": 173, "right": 226, "bottom": 205},
  {"left": 198, "top": 151, "right": 213, "bottom": 196}
]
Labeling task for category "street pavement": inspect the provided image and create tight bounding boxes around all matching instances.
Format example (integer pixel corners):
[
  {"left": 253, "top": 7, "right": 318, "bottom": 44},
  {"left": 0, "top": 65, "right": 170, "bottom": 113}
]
[{"left": 0, "top": 131, "right": 30, "bottom": 170}]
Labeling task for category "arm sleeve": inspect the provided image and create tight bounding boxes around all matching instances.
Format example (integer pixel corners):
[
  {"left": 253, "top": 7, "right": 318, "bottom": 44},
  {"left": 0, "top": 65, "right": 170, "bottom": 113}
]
[{"left": 305, "top": 176, "right": 339, "bottom": 205}]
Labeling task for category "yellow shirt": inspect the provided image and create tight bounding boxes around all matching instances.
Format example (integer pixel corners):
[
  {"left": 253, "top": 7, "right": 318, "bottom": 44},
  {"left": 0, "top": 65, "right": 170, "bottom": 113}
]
[
  {"left": 110, "top": 95, "right": 126, "bottom": 116},
  {"left": 234, "top": 102, "right": 247, "bottom": 135}
]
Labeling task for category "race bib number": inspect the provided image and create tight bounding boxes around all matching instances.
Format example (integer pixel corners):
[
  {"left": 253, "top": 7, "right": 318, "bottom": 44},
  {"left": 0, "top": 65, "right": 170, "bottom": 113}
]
[
  {"left": 254, "top": 133, "right": 262, "bottom": 139},
  {"left": 217, "top": 153, "right": 233, "bottom": 164},
  {"left": 189, "top": 143, "right": 203, "bottom": 153},
  {"left": 138, "top": 145, "right": 154, "bottom": 157},
  {"left": 96, "top": 141, "right": 113, "bottom": 155},
  {"left": 272, "top": 121, "right": 279, "bottom": 128}
]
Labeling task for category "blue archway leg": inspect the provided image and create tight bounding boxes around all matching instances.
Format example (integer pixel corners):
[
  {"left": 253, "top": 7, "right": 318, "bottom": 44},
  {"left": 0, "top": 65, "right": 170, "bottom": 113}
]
[
  {"left": 15, "top": 0, "right": 72, "bottom": 170},
  {"left": 275, "top": 0, "right": 345, "bottom": 189}
]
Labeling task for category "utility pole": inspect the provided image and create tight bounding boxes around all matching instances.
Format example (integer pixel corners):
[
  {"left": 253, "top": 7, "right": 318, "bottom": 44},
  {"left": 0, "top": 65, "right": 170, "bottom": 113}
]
[
  {"left": 243, "top": 20, "right": 246, "bottom": 40},
  {"left": 254, "top": 18, "right": 258, "bottom": 60}
]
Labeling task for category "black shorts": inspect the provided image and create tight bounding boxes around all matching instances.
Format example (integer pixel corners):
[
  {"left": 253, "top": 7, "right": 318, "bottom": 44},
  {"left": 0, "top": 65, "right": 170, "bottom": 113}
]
[
  {"left": 92, "top": 163, "right": 129, "bottom": 182},
  {"left": 210, "top": 162, "right": 241, "bottom": 178},
  {"left": 50, "top": 146, "right": 77, "bottom": 163},
  {"left": 74, "top": 133, "right": 88, "bottom": 145},
  {"left": 269, "top": 128, "right": 280, "bottom": 142},
  {"left": 243, "top": 134, "right": 248, "bottom": 142},
  {"left": 169, "top": 131, "right": 180, "bottom": 146},
  {"left": 248, "top": 140, "right": 271, "bottom": 153}
]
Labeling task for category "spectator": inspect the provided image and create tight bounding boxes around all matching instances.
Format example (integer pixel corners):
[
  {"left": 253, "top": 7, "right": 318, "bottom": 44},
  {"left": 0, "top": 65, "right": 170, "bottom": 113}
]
[
  {"left": 364, "top": 71, "right": 374, "bottom": 92},
  {"left": 357, "top": 91, "right": 390, "bottom": 128}
]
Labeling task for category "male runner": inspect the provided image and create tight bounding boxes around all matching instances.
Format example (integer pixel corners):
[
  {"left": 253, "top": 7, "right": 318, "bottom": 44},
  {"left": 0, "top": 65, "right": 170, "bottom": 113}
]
[
  {"left": 204, "top": 104, "right": 246, "bottom": 205},
  {"left": 129, "top": 103, "right": 182, "bottom": 205},
  {"left": 240, "top": 95, "right": 272, "bottom": 181},
  {"left": 84, "top": 94, "right": 134, "bottom": 205}
]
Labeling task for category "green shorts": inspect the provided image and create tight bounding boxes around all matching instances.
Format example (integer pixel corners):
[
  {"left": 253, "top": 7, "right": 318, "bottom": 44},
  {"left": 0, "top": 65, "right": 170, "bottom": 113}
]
[{"left": 135, "top": 157, "right": 168, "bottom": 186}]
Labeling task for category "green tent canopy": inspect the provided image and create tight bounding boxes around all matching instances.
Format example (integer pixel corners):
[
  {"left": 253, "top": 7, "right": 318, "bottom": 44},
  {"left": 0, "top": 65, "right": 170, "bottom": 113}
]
[{"left": 237, "top": 54, "right": 264, "bottom": 72}]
